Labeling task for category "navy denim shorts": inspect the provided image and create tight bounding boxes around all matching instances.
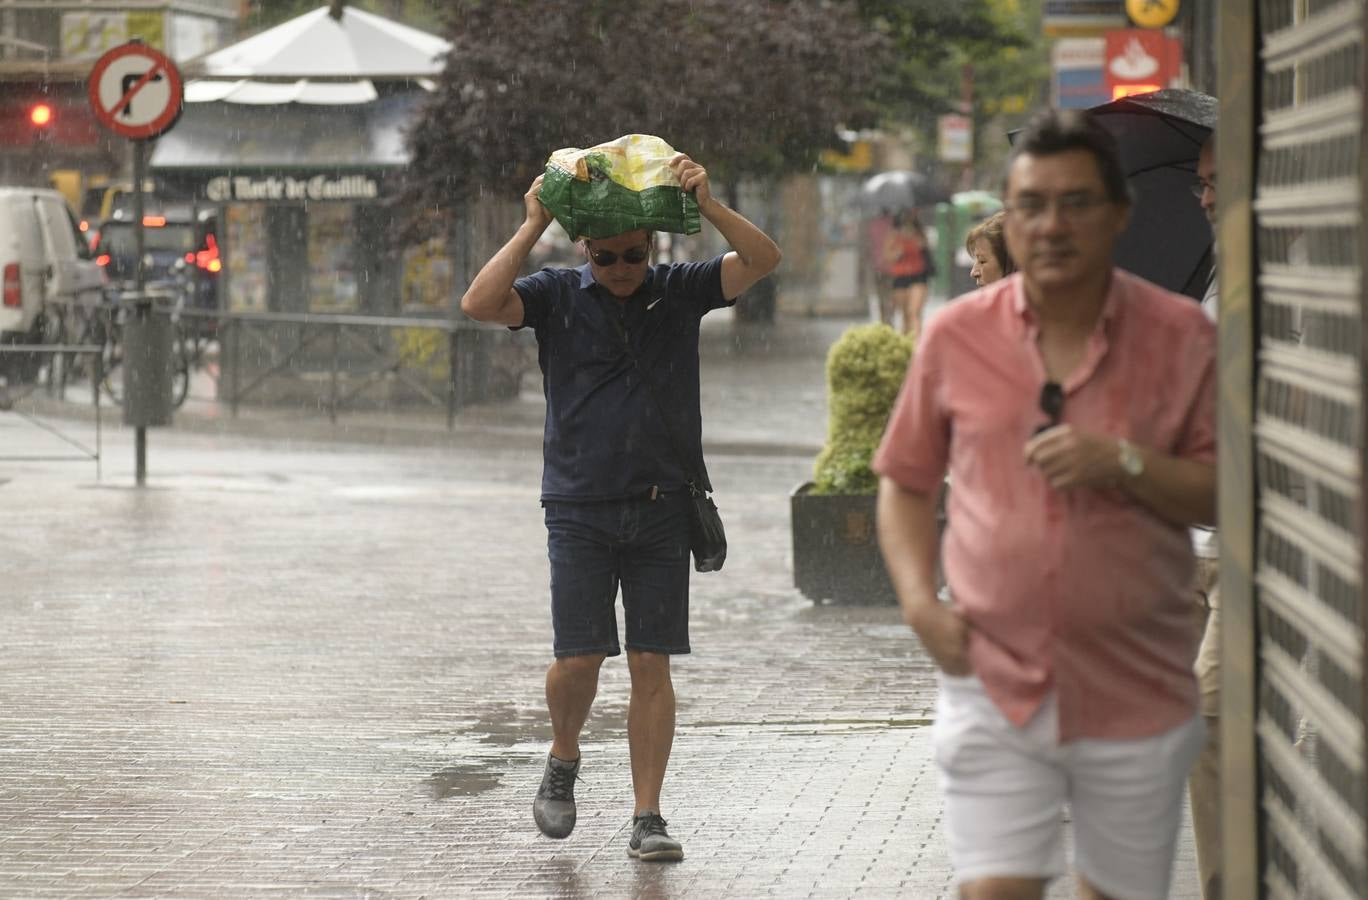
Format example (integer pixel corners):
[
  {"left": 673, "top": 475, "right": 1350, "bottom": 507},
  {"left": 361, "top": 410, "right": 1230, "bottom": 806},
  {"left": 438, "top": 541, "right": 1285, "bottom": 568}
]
[{"left": 543, "top": 493, "right": 691, "bottom": 658}]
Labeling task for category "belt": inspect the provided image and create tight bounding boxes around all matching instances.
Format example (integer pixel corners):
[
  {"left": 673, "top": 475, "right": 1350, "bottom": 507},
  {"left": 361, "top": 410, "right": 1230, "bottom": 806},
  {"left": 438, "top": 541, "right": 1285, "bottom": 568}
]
[{"left": 638, "top": 485, "right": 680, "bottom": 501}]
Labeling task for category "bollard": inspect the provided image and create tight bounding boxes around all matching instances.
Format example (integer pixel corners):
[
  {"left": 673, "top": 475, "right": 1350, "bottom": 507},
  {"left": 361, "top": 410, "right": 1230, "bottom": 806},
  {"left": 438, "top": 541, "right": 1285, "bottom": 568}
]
[{"left": 121, "top": 301, "right": 175, "bottom": 428}]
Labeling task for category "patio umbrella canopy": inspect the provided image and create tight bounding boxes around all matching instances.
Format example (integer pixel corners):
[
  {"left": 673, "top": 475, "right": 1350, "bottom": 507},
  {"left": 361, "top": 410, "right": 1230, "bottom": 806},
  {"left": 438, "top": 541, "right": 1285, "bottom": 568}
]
[
  {"left": 181, "top": 5, "right": 450, "bottom": 105},
  {"left": 195, "top": 5, "right": 450, "bottom": 79}
]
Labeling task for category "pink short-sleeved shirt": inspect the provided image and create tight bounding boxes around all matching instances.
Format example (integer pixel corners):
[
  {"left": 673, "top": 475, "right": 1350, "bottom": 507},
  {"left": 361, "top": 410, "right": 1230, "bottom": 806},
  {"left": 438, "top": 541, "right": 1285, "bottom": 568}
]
[{"left": 873, "top": 270, "right": 1217, "bottom": 742}]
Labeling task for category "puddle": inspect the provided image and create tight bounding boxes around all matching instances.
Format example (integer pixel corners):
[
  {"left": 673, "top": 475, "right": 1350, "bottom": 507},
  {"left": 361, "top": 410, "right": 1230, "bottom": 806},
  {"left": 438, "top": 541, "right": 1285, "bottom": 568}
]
[
  {"left": 682, "top": 718, "right": 931, "bottom": 734},
  {"left": 425, "top": 765, "right": 502, "bottom": 799},
  {"left": 859, "top": 624, "right": 917, "bottom": 640},
  {"left": 333, "top": 484, "right": 423, "bottom": 500}
]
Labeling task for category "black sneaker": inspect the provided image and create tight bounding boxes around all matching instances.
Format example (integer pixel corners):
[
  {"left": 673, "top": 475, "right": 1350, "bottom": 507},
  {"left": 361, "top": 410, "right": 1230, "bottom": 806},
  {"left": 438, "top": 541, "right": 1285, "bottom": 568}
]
[
  {"left": 533, "top": 753, "right": 579, "bottom": 839},
  {"left": 627, "top": 812, "right": 684, "bottom": 861}
]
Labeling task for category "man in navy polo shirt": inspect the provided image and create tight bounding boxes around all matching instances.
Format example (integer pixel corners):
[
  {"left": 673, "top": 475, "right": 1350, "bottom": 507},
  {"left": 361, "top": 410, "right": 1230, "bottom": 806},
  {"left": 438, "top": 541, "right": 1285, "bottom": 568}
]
[{"left": 461, "top": 152, "right": 781, "bottom": 861}]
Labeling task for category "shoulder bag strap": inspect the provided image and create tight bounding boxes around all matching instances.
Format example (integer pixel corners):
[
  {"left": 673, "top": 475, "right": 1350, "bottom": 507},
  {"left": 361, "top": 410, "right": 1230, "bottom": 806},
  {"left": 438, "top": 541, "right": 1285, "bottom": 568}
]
[{"left": 608, "top": 309, "right": 707, "bottom": 493}]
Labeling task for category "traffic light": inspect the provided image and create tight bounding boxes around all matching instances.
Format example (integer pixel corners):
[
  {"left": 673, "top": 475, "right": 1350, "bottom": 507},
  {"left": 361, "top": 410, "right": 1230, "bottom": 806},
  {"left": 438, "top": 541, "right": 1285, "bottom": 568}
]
[{"left": 0, "top": 87, "right": 100, "bottom": 148}]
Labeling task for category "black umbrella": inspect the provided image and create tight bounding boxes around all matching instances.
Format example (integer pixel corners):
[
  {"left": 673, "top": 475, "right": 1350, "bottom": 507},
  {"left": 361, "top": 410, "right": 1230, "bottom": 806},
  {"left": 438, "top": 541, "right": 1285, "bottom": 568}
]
[
  {"left": 1089, "top": 89, "right": 1216, "bottom": 299},
  {"left": 1009, "top": 89, "right": 1217, "bottom": 299}
]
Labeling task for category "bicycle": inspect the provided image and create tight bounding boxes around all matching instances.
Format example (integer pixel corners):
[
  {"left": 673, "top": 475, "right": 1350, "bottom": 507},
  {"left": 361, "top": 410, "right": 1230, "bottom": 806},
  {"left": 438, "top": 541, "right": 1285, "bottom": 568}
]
[
  {"left": 53, "top": 296, "right": 111, "bottom": 391},
  {"left": 89, "top": 287, "right": 190, "bottom": 409}
]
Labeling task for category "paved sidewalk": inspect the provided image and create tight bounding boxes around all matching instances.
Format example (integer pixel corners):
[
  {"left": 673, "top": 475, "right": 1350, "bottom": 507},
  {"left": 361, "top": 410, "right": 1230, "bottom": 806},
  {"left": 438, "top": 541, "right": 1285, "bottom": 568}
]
[{"left": 0, "top": 311, "right": 1201, "bottom": 897}]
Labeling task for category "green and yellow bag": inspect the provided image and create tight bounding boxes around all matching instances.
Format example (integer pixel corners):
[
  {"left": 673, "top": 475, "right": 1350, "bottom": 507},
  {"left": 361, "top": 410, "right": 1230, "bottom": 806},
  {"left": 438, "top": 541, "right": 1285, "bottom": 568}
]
[{"left": 538, "top": 134, "right": 701, "bottom": 239}]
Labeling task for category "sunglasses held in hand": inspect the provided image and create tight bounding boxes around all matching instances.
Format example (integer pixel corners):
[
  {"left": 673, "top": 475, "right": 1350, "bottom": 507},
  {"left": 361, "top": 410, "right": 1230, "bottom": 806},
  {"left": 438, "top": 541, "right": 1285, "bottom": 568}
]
[
  {"left": 1034, "top": 382, "right": 1063, "bottom": 435},
  {"left": 588, "top": 245, "right": 650, "bottom": 267}
]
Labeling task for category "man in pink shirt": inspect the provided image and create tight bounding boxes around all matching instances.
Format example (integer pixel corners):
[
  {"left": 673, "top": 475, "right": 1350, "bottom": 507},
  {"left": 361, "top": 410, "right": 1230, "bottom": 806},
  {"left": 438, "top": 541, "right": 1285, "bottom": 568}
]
[{"left": 874, "top": 109, "right": 1216, "bottom": 900}]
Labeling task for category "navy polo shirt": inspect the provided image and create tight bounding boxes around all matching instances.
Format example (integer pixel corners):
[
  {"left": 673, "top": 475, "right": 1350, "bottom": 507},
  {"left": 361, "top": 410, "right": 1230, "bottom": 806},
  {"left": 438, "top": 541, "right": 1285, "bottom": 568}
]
[{"left": 513, "top": 256, "right": 731, "bottom": 502}]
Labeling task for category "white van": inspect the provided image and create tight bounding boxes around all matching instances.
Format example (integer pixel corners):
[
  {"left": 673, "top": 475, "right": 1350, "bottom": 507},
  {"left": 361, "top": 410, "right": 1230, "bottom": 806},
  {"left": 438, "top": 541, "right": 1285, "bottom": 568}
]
[{"left": 0, "top": 187, "right": 104, "bottom": 381}]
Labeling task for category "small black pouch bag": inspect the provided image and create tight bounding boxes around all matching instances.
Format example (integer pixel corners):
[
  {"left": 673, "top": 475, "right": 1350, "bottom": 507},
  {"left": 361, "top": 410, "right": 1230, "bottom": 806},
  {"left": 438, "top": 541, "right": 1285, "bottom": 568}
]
[{"left": 686, "top": 480, "right": 727, "bottom": 572}]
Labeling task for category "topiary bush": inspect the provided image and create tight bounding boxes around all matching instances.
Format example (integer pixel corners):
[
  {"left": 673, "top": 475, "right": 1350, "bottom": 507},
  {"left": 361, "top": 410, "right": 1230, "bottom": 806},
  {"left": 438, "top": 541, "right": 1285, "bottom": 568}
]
[{"left": 811, "top": 323, "right": 913, "bottom": 496}]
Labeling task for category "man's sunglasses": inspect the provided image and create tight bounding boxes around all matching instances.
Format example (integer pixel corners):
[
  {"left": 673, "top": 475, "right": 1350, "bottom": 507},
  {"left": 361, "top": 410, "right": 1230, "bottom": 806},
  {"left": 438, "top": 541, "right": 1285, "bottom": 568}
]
[
  {"left": 587, "top": 245, "right": 650, "bottom": 267},
  {"left": 1034, "top": 381, "right": 1063, "bottom": 435}
]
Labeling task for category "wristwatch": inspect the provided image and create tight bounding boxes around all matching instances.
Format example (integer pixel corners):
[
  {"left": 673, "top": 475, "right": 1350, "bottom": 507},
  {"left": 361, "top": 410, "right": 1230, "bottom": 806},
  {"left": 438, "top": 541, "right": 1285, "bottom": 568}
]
[{"left": 1117, "top": 439, "right": 1145, "bottom": 478}]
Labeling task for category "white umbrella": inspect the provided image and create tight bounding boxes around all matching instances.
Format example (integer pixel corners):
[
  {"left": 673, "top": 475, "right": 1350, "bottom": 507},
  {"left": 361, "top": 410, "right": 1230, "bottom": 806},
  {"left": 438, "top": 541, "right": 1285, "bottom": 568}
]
[
  {"left": 184, "top": 78, "right": 380, "bottom": 105},
  {"left": 184, "top": 5, "right": 449, "bottom": 106},
  {"left": 196, "top": 5, "right": 450, "bottom": 79}
]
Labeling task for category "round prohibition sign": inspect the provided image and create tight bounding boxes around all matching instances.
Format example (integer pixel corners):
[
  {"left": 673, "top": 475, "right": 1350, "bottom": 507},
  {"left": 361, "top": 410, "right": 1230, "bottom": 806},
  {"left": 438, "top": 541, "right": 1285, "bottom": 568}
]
[{"left": 87, "top": 42, "right": 184, "bottom": 140}]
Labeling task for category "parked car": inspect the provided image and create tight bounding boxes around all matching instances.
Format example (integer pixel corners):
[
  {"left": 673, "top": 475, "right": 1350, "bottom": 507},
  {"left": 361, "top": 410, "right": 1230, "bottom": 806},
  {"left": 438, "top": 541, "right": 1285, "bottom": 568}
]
[{"left": 0, "top": 187, "right": 105, "bottom": 382}]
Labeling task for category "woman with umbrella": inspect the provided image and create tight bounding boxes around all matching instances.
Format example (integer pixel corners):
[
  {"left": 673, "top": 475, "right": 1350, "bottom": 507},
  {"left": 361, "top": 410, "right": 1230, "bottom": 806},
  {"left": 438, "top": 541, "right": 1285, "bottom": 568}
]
[{"left": 882, "top": 209, "right": 932, "bottom": 340}]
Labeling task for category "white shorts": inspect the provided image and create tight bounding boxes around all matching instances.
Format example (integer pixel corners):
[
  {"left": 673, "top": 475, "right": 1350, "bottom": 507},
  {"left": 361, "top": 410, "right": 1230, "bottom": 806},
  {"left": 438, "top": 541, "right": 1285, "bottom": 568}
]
[{"left": 932, "top": 673, "right": 1204, "bottom": 900}]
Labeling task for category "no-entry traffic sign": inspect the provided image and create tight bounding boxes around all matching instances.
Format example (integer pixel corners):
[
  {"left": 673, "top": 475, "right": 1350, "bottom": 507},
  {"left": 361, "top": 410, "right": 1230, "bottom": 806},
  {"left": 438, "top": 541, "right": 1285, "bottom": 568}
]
[{"left": 87, "top": 41, "right": 183, "bottom": 141}]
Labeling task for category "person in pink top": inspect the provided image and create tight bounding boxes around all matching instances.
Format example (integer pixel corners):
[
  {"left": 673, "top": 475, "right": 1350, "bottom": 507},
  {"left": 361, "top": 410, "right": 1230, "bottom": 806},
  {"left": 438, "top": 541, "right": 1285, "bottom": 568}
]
[{"left": 873, "top": 108, "right": 1216, "bottom": 900}]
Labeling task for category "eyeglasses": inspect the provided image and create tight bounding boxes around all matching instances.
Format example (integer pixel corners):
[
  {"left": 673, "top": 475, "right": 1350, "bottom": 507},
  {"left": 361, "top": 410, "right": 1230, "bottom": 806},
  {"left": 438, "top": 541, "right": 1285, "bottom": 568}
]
[
  {"left": 1004, "top": 192, "right": 1110, "bottom": 224},
  {"left": 1189, "top": 177, "right": 1216, "bottom": 199},
  {"left": 587, "top": 245, "right": 650, "bottom": 267},
  {"left": 1034, "top": 381, "right": 1063, "bottom": 435}
]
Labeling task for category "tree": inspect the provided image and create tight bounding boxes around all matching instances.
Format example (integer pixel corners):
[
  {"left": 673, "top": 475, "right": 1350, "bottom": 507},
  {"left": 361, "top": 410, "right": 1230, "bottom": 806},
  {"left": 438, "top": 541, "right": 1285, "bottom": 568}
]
[
  {"left": 855, "top": 0, "right": 1036, "bottom": 127},
  {"left": 961, "top": 0, "right": 1051, "bottom": 183},
  {"left": 402, "top": 0, "right": 891, "bottom": 224},
  {"left": 853, "top": 0, "right": 1045, "bottom": 180}
]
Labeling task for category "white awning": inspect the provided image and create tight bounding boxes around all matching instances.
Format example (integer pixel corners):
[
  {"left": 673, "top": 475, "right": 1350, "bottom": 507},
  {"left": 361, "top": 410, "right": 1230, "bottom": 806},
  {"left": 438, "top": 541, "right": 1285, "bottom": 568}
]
[{"left": 150, "top": 90, "right": 425, "bottom": 170}]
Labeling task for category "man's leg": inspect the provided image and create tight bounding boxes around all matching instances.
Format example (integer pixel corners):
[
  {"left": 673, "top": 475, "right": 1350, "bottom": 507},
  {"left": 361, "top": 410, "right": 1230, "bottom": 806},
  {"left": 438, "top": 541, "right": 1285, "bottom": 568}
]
[
  {"left": 544, "top": 499, "right": 622, "bottom": 761},
  {"left": 547, "top": 654, "right": 606, "bottom": 762},
  {"left": 1188, "top": 724, "right": 1222, "bottom": 899},
  {"left": 538, "top": 500, "right": 621, "bottom": 839},
  {"left": 618, "top": 496, "right": 690, "bottom": 861},
  {"left": 960, "top": 878, "right": 1046, "bottom": 899},
  {"left": 936, "top": 677, "right": 1067, "bottom": 894},
  {"left": 534, "top": 653, "right": 606, "bottom": 839},
  {"left": 1190, "top": 584, "right": 1222, "bottom": 899},
  {"left": 1074, "top": 878, "right": 1119, "bottom": 899},
  {"left": 626, "top": 650, "right": 674, "bottom": 815},
  {"left": 1069, "top": 715, "right": 1206, "bottom": 900}
]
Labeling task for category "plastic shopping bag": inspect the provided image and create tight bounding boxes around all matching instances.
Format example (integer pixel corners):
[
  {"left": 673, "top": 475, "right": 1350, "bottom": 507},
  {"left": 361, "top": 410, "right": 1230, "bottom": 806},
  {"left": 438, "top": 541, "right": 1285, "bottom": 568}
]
[{"left": 538, "top": 134, "right": 701, "bottom": 239}]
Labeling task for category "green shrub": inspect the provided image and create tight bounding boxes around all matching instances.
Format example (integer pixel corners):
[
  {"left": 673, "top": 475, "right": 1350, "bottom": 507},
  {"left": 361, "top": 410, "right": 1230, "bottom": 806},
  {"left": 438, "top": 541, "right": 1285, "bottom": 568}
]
[{"left": 811, "top": 323, "right": 913, "bottom": 495}]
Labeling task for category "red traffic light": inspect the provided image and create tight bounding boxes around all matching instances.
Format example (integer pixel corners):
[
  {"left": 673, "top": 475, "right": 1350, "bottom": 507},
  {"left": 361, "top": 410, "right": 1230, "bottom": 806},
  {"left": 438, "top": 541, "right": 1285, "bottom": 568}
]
[{"left": 29, "top": 103, "right": 53, "bottom": 127}]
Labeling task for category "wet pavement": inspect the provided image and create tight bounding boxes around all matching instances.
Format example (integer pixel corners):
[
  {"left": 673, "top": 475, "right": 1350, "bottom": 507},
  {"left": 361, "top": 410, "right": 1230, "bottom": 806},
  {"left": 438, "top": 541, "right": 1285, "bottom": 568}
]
[{"left": 0, "top": 310, "right": 1200, "bottom": 897}]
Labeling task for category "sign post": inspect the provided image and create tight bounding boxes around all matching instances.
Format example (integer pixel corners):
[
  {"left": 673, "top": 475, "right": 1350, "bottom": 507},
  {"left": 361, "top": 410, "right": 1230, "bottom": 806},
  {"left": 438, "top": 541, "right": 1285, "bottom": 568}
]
[{"left": 87, "top": 39, "right": 183, "bottom": 486}]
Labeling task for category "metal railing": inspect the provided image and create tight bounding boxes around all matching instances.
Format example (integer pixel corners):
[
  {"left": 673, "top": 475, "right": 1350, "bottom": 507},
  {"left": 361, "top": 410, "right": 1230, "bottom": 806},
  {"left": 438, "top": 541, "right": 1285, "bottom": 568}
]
[
  {"left": 0, "top": 341, "right": 104, "bottom": 476},
  {"left": 176, "top": 307, "right": 528, "bottom": 429},
  {"left": 14, "top": 298, "right": 531, "bottom": 434}
]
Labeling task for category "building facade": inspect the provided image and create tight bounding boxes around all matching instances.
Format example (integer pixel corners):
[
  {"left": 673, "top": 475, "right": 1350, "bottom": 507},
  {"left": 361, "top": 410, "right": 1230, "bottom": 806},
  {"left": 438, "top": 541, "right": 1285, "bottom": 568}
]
[{"left": 1220, "top": 2, "right": 1367, "bottom": 897}]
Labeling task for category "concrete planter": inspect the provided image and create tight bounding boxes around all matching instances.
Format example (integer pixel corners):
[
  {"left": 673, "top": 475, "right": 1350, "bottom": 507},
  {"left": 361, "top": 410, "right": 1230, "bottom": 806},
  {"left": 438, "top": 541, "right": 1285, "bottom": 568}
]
[{"left": 790, "top": 481, "right": 897, "bottom": 606}]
